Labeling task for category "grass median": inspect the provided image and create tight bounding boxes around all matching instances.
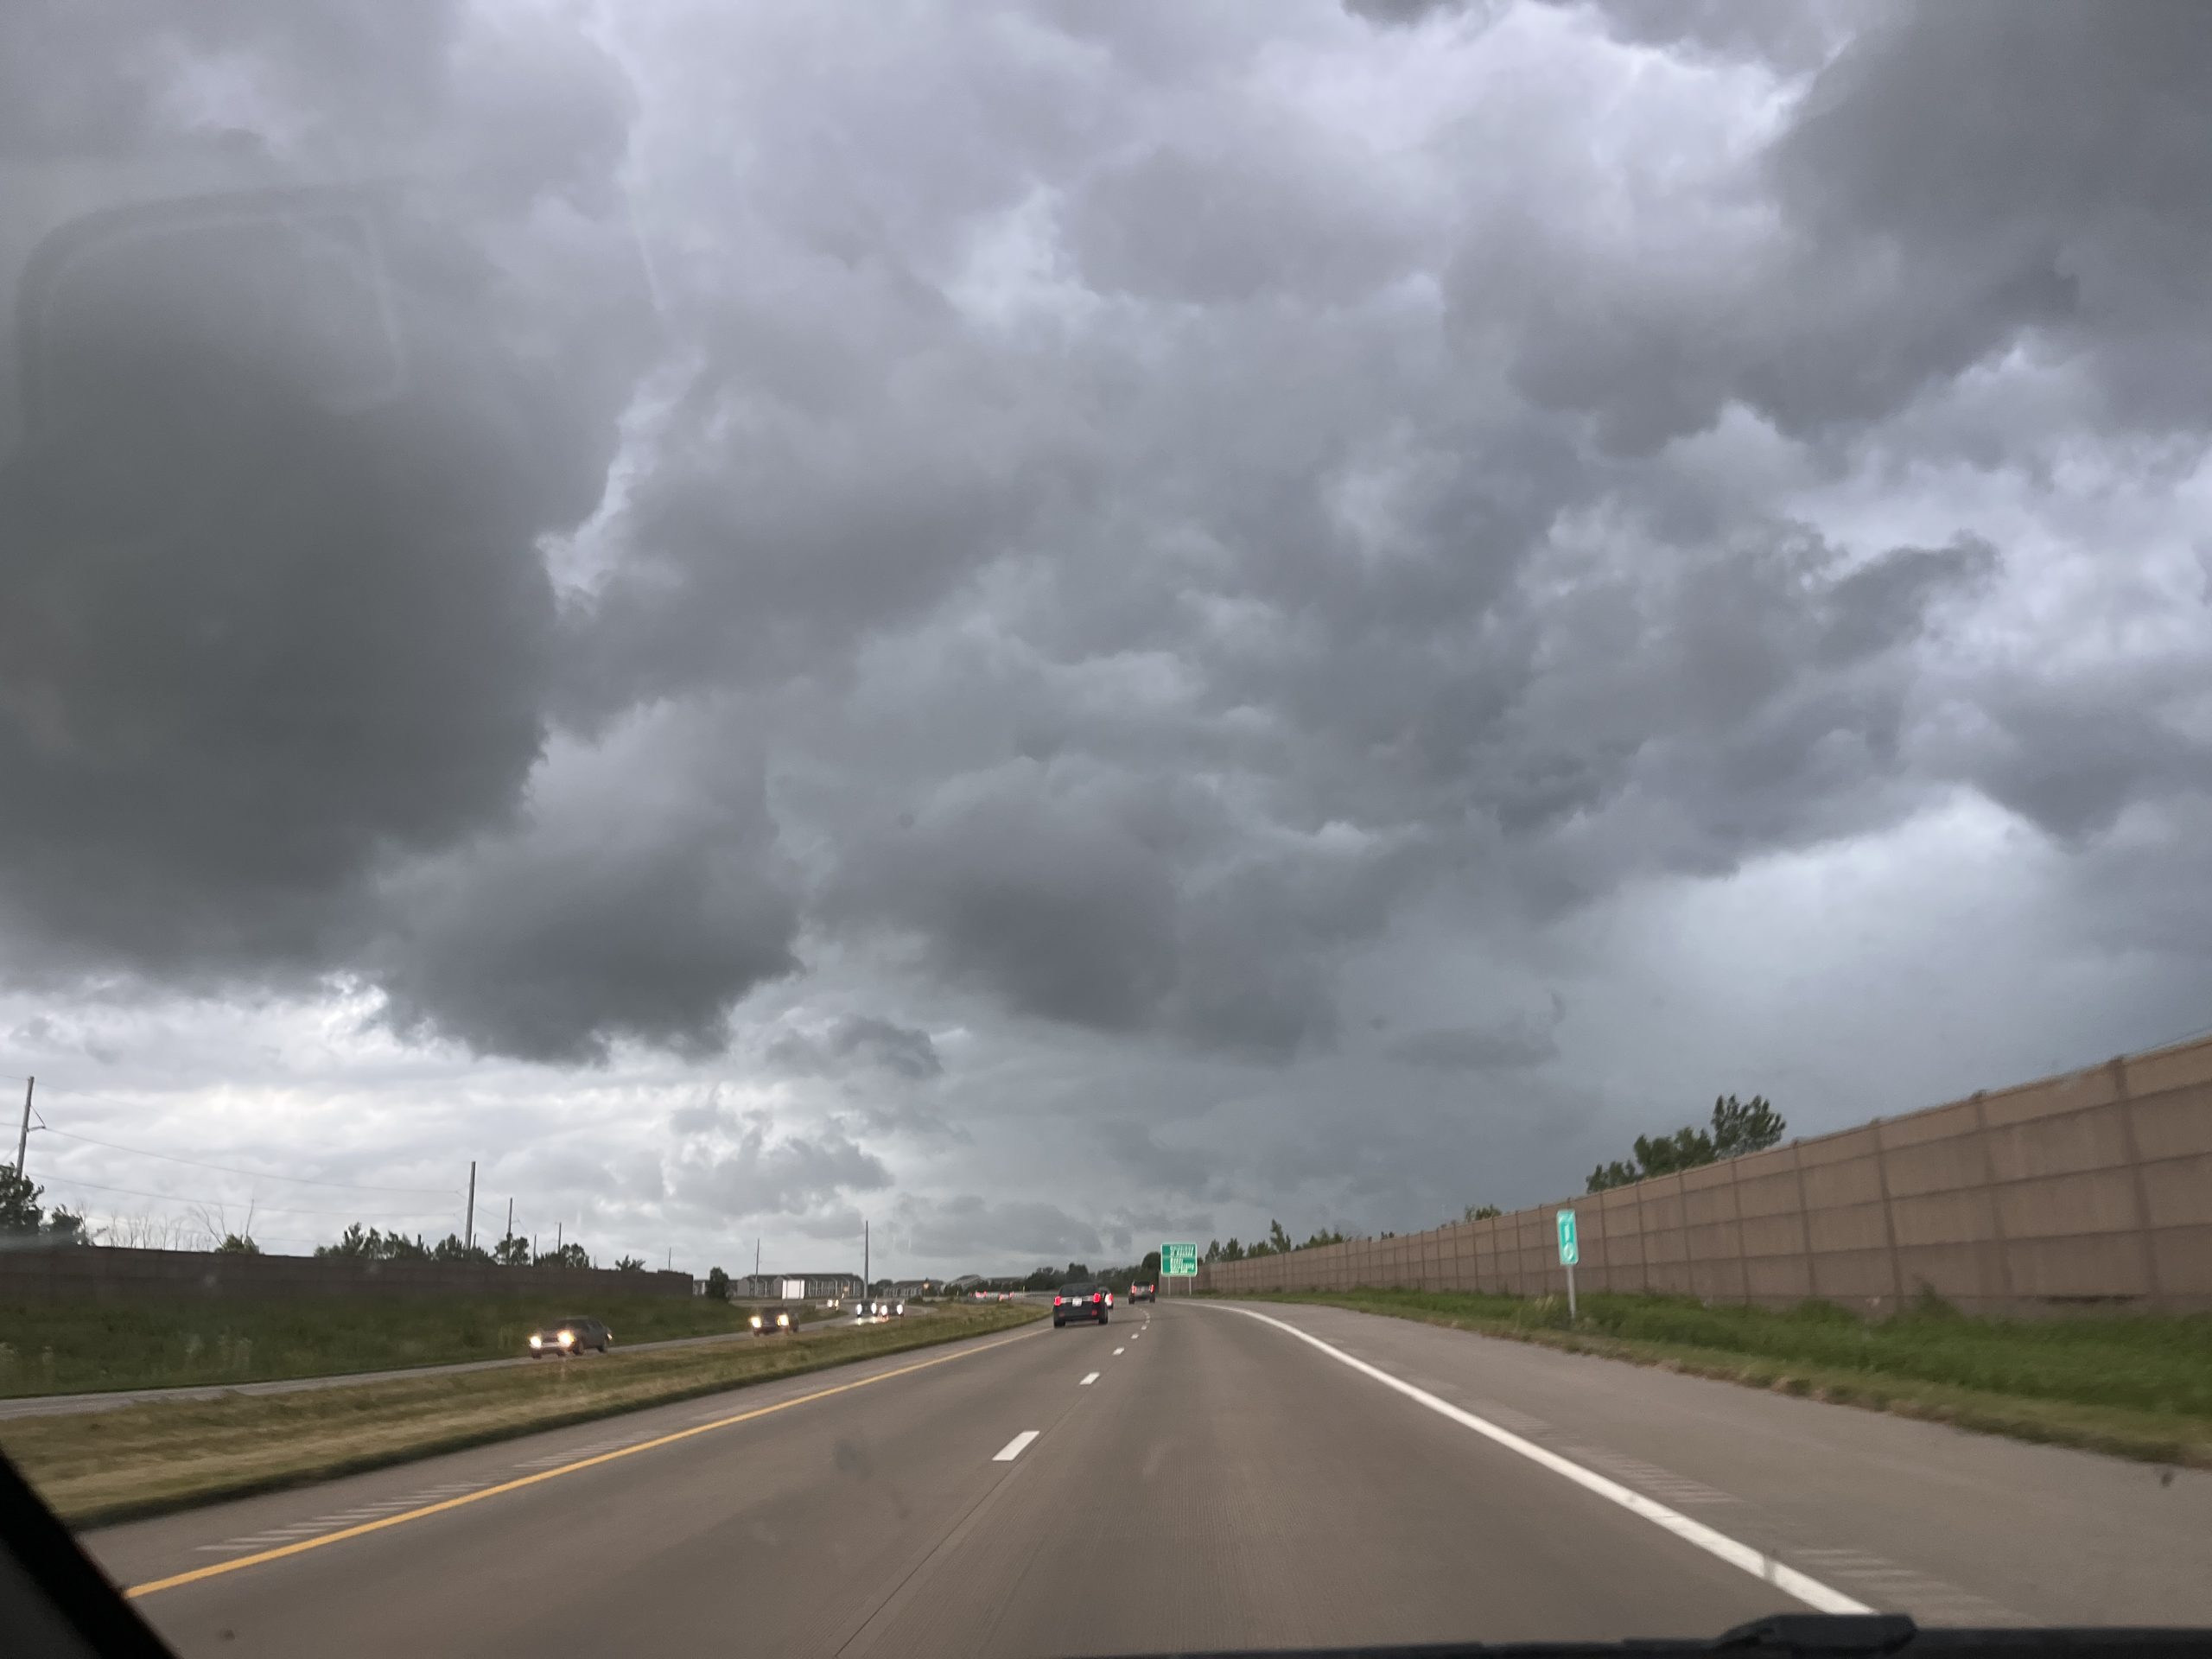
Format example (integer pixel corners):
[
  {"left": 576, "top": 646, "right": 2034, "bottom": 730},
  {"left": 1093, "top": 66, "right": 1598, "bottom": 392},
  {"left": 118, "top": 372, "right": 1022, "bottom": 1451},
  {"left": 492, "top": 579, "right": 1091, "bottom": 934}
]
[
  {"left": 0, "top": 1291, "right": 782, "bottom": 1397},
  {"left": 1224, "top": 1287, "right": 2212, "bottom": 1467},
  {"left": 3, "top": 1302, "right": 1045, "bottom": 1527}
]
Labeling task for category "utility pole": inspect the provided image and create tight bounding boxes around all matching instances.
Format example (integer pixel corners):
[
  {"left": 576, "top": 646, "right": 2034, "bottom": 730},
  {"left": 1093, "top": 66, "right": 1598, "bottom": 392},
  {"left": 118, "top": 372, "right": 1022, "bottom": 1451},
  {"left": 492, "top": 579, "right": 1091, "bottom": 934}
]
[
  {"left": 505, "top": 1198, "right": 514, "bottom": 1256},
  {"left": 464, "top": 1160, "right": 476, "bottom": 1251},
  {"left": 863, "top": 1218, "right": 870, "bottom": 1300},
  {"left": 13, "top": 1077, "right": 32, "bottom": 1176},
  {"left": 556, "top": 1220, "right": 563, "bottom": 1255}
]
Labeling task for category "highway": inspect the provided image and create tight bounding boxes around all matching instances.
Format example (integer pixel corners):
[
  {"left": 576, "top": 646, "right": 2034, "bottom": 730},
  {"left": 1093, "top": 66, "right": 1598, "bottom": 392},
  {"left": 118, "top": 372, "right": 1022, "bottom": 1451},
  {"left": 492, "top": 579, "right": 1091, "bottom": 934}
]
[
  {"left": 0, "top": 1321, "right": 833, "bottom": 1421},
  {"left": 85, "top": 1300, "right": 2212, "bottom": 1656}
]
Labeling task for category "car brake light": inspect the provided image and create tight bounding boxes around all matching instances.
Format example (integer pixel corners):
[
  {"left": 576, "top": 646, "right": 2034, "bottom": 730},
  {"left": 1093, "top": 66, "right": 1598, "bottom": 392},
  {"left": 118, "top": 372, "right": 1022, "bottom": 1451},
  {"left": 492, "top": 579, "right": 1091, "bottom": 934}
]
[
  {"left": 1091, "top": 1293, "right": 1101, "bottom": 1302},
  {"left": 1053, "top": 1295, "right": 1063, "bottom": 1306}
]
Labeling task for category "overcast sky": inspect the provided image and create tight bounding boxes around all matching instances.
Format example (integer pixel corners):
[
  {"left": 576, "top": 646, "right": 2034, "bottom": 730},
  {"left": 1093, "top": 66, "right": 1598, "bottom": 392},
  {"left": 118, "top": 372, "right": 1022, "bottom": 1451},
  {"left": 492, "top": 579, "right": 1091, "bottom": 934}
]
[{"left": 3, "top": 0, "right": 2209, "bottom": 1277}]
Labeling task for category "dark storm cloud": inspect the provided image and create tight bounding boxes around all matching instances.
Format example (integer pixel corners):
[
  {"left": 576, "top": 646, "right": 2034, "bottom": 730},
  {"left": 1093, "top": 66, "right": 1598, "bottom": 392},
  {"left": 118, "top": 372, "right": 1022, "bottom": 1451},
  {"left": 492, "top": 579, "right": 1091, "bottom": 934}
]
[
  {"left": 371, "top": 738, "right": 800, "bottom": 1065},
  {"left": 1465, "top": 0, "right": 2212, "bottom": 452},
  {"left": 765, "top": 1014, "right": 944, "bottom": 1082},
  {"left": 0, "top": 192, "right": 563, "bottom": 978},
  {"left": 1770, "top": 0, "right": 2212, "bottom": 434},
  {"left": 0, "top": 1, "right": 799, "bottom": 1065},
  {"left": 830, "top": 762, "right": 1414, "bottom": 1058},
  {"left": 7, "top": 0, "right": 2212, "bottom": 1267},
  {"left": 1388, "top": 994, "right": 1565, "bottom": 1071}
]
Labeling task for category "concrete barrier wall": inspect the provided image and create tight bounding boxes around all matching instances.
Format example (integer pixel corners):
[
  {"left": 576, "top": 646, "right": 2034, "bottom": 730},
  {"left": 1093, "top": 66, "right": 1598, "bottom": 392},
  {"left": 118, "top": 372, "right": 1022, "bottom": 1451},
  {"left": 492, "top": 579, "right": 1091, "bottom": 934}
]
[
  {"left": 0, "top": 1246, "right": 696, "bottom": 1304},
  {"left": 1197, "top": 1036, "right": 2212, "bottom": 1315}
]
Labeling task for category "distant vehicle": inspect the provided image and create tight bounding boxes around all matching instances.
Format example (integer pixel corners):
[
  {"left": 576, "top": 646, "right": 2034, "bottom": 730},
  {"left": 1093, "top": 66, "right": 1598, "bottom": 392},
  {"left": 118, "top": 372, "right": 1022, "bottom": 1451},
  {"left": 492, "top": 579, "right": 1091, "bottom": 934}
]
[
  {"left": 868, "top": 1300, "right": 906, "bottom": 1318},
  {"left": 1052, "top": 1281, "right": 1109, "bottom": 1327},
  {"left": 1128, "top": 1282, "right": 1156, "bottom": 1303},
  {"left": 748, "top": 1306, "right": 795, "bottom": 1334},
  {"left": 527, "top": 1316, "right": 612, "bottom": 1357}
]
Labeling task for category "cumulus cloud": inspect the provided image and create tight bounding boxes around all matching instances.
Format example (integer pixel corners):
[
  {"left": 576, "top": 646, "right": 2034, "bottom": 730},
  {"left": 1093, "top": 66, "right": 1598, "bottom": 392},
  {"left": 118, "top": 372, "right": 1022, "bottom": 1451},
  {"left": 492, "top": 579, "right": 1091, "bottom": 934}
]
[
  {"left": 1388, "top": 994, "right": 1567, "bottom": 1071},
  {"left": 6, "top": 0, "right": 2212, "bottom": 1270},
  {"left": 762, "top": 1015, "right": 944, "bottom": 1082},
  {"left": 670, "top": 1116, "right": 892, "bottom": 1223}
]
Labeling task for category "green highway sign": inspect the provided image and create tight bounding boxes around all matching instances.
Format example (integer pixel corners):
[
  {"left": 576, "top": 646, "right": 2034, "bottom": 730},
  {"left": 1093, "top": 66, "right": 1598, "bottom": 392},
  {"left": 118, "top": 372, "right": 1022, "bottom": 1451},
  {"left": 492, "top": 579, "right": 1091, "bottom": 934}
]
[
  {"left": 1160, "top": 1242, "right": 1199, "bottom": 1277},
  {"left": 1555, "top": 1209, "right": 1580, "bottom": 1267}
]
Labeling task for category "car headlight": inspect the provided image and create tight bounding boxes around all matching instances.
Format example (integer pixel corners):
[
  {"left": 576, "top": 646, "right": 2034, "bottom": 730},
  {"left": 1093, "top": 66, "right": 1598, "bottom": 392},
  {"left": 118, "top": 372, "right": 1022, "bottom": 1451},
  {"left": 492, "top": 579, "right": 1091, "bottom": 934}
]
[
  {"left": 529, "top": 1335, "right": 542, "bottom": 1348},
  {"left": 777, "top": 1311, "right": 791, "bottom": 1327},
  {"left": 557, "top": 1330, "right": 574, "bottom": 1346},
  {"left": 749, "top": 1314, "right": 763, "bottom": 1330}
]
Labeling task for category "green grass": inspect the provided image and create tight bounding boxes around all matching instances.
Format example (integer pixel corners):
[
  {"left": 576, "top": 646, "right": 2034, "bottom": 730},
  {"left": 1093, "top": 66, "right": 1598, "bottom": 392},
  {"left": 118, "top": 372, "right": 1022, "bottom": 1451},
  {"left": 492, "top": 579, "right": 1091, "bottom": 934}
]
[
  {"left": 1227, "top": 1287, "right": 2212, "bottom": 1467},
  {"left": 0, "top": 1292, "right": 766, "bottom": 1396},
  {"left": 2, "top": 1302, "right": 1046, "bottom": 1527}
]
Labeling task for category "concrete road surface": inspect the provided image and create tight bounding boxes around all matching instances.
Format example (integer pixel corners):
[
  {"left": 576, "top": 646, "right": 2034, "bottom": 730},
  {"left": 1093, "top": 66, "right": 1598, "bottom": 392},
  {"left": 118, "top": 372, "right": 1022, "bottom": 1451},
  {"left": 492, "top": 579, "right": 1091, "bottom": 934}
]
[{"left": 84, "top": 1300, "right": 2212, "bottom": 1657}]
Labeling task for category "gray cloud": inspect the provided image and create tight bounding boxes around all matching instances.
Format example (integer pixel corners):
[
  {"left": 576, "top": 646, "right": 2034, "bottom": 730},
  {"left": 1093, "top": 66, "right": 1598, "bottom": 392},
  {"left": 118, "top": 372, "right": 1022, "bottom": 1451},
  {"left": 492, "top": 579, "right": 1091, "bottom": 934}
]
[
  {"left": 6, "top": 0, "right": 2212, "bottom": 1270},
  {"left": 671, "top": 1117, "right": 892, "bottom": 1222},
  {"left": 895, "top": 1195, "right": 1104, "bottom": 1263},
  {"left": 763, "top": 1014, "right": 944, "bottom": 1082},
  {"left": 1389, "top": 994, "right": 1566, "bottom": 1071}
]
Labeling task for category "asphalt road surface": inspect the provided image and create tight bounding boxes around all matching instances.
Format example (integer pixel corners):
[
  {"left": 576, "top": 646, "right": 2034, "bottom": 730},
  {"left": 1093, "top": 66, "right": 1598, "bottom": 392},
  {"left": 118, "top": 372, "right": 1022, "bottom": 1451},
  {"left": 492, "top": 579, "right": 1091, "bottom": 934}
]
[
  {"left": 0, "top": 1319, "right": 856, "bottom": 1421},
  {"left": 84, "top": 1300, "right": 2212, "bottom": 1656}
]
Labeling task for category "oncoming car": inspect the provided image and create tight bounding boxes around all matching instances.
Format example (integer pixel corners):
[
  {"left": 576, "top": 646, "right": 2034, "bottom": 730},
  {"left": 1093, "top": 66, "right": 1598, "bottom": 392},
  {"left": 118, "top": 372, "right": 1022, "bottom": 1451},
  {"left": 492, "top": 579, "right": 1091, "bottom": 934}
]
[
  {"left": 1052, "top": 1281, "right": 1109, "bottom": 1326},
  {"left": 748, "top": 1306, "right": 795, "bottom": 1334},
  {"left": 527, "top": 1316, "right": 612, "bottom": 1357}
]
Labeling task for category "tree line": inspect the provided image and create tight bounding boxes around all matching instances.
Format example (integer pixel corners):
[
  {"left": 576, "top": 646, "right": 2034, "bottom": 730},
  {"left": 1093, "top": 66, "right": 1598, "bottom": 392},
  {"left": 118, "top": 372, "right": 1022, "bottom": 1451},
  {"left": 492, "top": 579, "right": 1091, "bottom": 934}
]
[
  {"left": 1586, "top": 1095, "right": 1787, "bottom": 1192},
  {"left": 301, "top": 1223, "right": 646, "bottom": 1271},
  {"left": 0, "top": 1168, "right": 86, "bottom": 1242}
]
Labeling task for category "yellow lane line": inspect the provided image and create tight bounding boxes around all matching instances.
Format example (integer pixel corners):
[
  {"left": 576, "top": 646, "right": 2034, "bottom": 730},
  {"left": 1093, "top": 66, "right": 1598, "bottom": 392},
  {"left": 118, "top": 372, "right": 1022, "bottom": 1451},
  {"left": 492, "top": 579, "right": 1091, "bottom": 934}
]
[{"left": 125, "top": 1328, "right": 1038, "bottom": 1600}]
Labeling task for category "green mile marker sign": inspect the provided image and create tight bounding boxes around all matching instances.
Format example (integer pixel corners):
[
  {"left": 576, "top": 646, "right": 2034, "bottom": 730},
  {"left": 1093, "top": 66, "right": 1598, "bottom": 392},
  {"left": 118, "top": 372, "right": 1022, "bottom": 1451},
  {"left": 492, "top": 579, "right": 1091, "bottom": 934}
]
[{"left": 1555, "top": 1208, "right": 1579, "bottom": 1267}]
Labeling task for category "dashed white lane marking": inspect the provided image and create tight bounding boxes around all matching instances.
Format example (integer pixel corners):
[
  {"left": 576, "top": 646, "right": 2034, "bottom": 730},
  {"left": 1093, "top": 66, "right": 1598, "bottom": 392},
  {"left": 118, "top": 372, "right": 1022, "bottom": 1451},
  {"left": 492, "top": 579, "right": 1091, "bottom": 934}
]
[
  {"left": 1079, "top": 1371, "right": 1101, "bottom": 1386},
  {"left": 1792, "top": 1549, "right": 2024, "bottom": 1625},
  {"left": 993, "top": 1430, "right": 1040, "bottom": 1462},
  {"left": 1552, "top": 1443, "right": 1739, "bottom": 1509},
  {"left": 1215, "top": 1306, "right": 1872, "bottom": 1617},
  {"left": 1114, "top": 1347, "right": 1125, "bottom": 1355},
  {"left": 195, "top": 1483, "right": 495, "bottom": 1554}
]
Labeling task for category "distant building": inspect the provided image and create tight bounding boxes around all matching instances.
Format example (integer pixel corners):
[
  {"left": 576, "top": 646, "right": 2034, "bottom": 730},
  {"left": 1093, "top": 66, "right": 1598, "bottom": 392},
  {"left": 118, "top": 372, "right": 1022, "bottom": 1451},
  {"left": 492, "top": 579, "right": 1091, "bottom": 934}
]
[{"left": 733, "top": 1272, "right": 863, "bottom": 1300}]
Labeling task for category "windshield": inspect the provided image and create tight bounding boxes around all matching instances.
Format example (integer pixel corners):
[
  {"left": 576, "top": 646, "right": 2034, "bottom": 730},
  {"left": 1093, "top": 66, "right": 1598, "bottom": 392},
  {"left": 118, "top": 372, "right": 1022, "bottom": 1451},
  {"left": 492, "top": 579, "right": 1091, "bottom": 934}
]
[{"left": 2, "top": 2, "right": 2209, "bottom": 1655}]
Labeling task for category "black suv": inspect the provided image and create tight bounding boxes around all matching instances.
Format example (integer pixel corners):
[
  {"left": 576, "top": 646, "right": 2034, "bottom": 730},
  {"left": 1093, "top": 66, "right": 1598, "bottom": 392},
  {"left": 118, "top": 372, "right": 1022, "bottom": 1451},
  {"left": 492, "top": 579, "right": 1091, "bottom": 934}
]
[{"left": 1052, "top": 1281, "right": 1109, "bottom": 1326}]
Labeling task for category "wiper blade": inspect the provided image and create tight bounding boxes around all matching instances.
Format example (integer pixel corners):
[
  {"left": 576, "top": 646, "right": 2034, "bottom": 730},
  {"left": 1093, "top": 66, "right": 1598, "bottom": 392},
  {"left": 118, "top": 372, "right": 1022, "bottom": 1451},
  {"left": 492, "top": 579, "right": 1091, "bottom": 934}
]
[{"left": 1113, "top": 1613, "right": 2212, "bottom": 1658}]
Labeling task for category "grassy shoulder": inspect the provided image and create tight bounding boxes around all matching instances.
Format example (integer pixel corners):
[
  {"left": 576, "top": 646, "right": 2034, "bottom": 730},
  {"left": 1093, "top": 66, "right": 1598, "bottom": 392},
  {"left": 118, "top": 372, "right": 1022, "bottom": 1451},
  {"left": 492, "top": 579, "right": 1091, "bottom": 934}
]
[
  {"left": 3, "top": 1303, "right": 1045, "bottom": 1527},
  {"left": 1223, "top": 1287, "right": 2212, "bottom": 1468},
  {"left": 0, "top": 1291, "right": 769, "bottom": 1397}
]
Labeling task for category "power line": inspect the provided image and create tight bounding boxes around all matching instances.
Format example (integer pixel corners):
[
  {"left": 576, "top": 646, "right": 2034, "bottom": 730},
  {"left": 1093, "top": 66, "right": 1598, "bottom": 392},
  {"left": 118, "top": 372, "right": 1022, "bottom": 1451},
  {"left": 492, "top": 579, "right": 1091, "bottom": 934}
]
[
  {"left": 34, "top": 1174, "right": 455, "bottom": 1221},
  {"left": 33, "top": 1125, "right": 455, "bottom": 1195}
]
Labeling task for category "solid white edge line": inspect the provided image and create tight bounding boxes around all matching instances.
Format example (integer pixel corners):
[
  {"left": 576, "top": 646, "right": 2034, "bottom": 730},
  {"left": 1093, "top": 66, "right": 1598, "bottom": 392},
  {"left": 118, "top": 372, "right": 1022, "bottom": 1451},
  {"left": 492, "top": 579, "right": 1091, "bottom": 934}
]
[
  {"left": 993, "top": 1430, "right": 1040, "bottom": 1462},
  {"left": 1215, "top": 1306, "right": 1872, "bottom": 1616}
]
